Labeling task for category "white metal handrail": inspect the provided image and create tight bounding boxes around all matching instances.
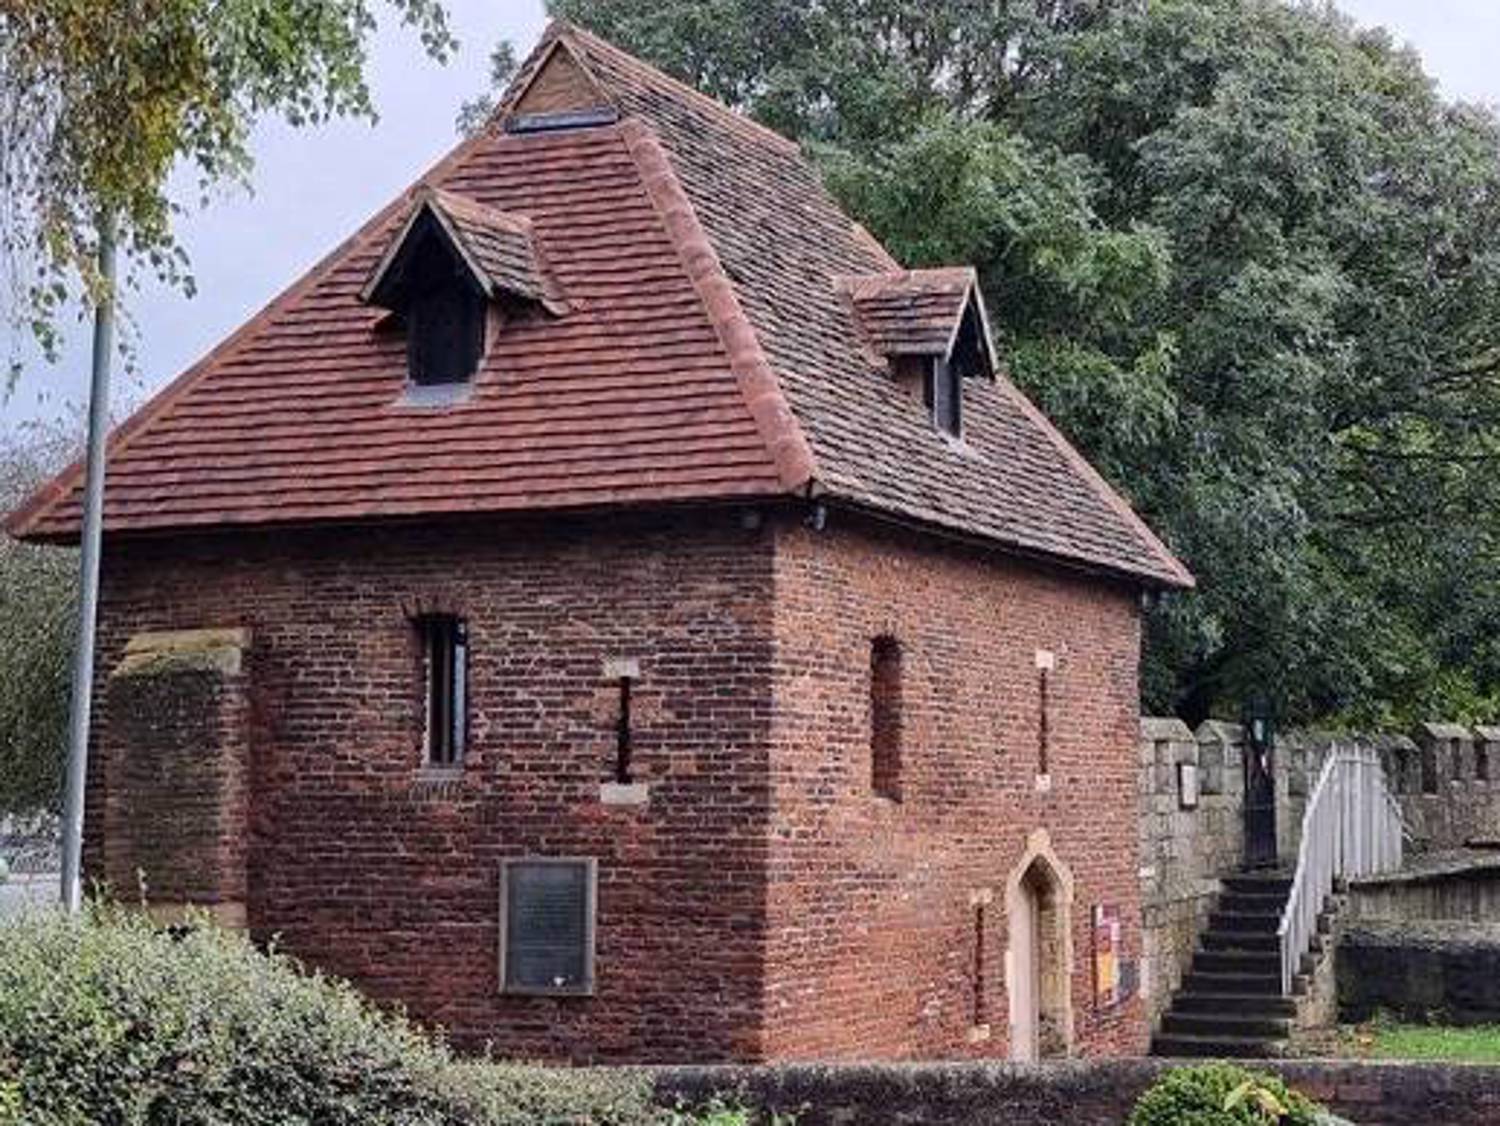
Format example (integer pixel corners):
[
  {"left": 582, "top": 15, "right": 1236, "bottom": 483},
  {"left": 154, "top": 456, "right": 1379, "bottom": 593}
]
[{"left": 1276, "top": 745, "right": 1404, "bottom": 994}]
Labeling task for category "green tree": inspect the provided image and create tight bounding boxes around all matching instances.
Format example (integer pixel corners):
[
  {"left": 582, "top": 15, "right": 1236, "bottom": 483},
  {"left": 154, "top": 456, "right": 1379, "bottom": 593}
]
[
  {"left": 535, "top": 0, "right": 1500, "bottom": 726},
  {"left": 0, "top": 0, "right": 457, "bottom": 378},
  {"left": 0, "top": 418, "right": 78, "bottom": 816}
]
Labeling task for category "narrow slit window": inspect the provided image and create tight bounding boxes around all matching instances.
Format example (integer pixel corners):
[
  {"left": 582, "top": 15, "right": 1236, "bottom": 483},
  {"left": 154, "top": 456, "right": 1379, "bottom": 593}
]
[
  {"left": 614, "top": 675, "right": 633, "bottom": 783},
  {"left": 420, "top": 614, "right": 467, "bottom": 766},
  {"left": 1479, "top": 740, "right": 1492, "bottom": 784},
  {"left": 972, "top": 897, "right": 987, "bottom": 1027},
  {"left": 500, "top": 858, "right": 597, "bottom": 995},
  {"left": 1037, "top": 667, "right": 1051, "bottom": 777},
  {"left": 871, "top": 636, "right": 903, "bottom": 800}
]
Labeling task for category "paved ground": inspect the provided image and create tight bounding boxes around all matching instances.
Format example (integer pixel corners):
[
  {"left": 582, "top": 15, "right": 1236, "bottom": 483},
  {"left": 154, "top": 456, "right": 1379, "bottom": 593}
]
[{"left": 0, "top": 872, "right": 59, "bottom": 919}]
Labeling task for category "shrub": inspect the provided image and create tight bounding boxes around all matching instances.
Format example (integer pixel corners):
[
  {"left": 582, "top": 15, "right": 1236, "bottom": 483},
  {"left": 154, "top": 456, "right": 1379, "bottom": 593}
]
[
  {"left": 1128, "top": 1063, "right": 1331, "bottom": 1126},
  {"left": 0, "top": 906, "right": 752, "bottom": 1125}
]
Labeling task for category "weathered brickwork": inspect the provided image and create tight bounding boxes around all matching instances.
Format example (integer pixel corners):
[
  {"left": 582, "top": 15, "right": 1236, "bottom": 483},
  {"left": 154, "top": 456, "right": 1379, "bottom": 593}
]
[
  {"left": 763, "top": 518, "right": 1147, "bottom": 1059},
  {"left": 85, "top": 507, "right": 1149, "bottom": 1062},
  {"left": 89, "top": 512, "right": 778, "bottom": 1063},
  {"left": 102, "top": 637, "right": 251, "bottom": 922}
]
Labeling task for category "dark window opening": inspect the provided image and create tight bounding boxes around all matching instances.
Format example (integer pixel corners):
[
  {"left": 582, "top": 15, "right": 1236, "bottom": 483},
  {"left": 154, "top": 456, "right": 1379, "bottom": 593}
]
[
  {"left": 419, "top": 614, "right": 467, "bottom": 767},
  {"left": 972, "top": 898, "right": 988, "bottom": 1026},
  {"left": 1038, "top": 668, "right": 1051, "bottom": 777},
  {"left": 407, "top": 281, "right": 485, "bottom": 385},
  {"left": 1452, "top": 738, "right": 1465, "bottom": 784},
  {"left": 500, "top": 858, "right": 596, "bottom": 995},
  {"left": 1479, "top": 741, "right": 1492, "bottom": 783},
  {"left": 1421, "top": 746, "right": 1438, "bottom": 794},
  {"left": 871, "top": 636, "right": 903, "bottom": 800},
  {"left": 377, "top": 211, "right": 488, "bottom": 387},
  {"left": 614, "top": 675, "right": 634, "bottom": 784},
  {"left": 923, "top": 358, "right": 962, "bottom": 437}
]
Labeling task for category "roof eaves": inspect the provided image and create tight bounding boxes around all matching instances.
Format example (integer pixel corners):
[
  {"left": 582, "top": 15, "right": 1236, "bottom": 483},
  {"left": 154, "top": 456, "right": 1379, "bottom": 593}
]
[
  {"left": 619, "top": 116, "right": 816, "bottom": 496},
  {"left": 822, "top": 494, "right": 1188, "bottom": 591},
  {"left": 994, "top": 373, "right": 1194, "bottom": 589},
  {"left": 5, "top": 122, "right": 507, "bottom": 543}
]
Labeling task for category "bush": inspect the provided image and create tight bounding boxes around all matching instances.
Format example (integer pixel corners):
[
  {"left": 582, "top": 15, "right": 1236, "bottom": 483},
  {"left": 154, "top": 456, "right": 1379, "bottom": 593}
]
[
  {"left": 1129, "top": 1063, "right": 1332, "bottom": 1126},
  {"left": 0, "top": 906, "right": 751, "bottom": 1125}
]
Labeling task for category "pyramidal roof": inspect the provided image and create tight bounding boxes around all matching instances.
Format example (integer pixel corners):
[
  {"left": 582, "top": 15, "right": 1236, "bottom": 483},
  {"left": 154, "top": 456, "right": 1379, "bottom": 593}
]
[{"left": 6, "top": 21, "right": 1191, "bottom": 589}]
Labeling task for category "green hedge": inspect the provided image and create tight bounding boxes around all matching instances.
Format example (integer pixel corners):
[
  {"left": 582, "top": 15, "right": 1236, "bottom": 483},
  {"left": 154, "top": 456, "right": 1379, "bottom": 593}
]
[
  {"left": 1129, "top": 1062, "right": 1335, "bottom": 1126},
  {"left": 0, "top": 906, "right": 738, "bottom": 1125}
]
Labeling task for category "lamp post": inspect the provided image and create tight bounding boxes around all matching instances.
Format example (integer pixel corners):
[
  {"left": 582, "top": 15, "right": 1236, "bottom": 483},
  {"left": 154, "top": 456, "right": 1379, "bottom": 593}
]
[{"left": 59, "top": 220, "right": 115, "bottom": 913}]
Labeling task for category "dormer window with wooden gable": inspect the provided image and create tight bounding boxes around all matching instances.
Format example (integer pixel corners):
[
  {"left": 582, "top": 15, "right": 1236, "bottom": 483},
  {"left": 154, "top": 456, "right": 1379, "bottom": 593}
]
[
  {"left": 360, "top": 188, "right": 566, "bottom": 399},
  {"left": 840, "top": 268, "right": 998, "bottom": 439}
]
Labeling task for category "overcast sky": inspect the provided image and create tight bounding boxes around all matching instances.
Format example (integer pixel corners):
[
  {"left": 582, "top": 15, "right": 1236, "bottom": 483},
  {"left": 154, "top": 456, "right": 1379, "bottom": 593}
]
[{"left": 4, "top": 0, "right": 1497, "bottom": 430}]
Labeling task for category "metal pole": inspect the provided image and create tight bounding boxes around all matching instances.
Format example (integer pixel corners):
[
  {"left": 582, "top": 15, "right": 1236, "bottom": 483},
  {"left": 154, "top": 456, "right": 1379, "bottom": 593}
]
[{"left": 59, "top": 221, "right": 115, "bottom": 914}]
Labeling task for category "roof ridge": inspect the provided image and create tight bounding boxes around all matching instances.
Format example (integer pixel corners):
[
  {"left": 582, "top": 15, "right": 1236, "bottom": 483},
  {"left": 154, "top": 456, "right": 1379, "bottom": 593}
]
[
  {"left": 618, "top": 117, "right": 816, "bottom": 495},
  {"left": 993, "top": 373, "right": 1194, "bottom": 588},
  {"left": 557, "top": 22, "right": 802, "bottom": 157},
  {"left": 4, "top": 126, "right": 505, "bottom": 540}
]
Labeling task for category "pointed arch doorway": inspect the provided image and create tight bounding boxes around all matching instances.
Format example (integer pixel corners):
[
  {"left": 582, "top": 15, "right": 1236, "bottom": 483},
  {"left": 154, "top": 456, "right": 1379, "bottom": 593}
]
[{"left": 1006, "top": 831, "right": 1074, "bottom": 1061}]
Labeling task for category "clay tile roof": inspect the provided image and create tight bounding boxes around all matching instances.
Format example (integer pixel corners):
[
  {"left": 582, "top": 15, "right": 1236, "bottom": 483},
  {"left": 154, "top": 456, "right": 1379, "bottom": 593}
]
[
  {"left": 373, "top": 188, "right": 565, "bottom": 314},
  {"left": 6, "top": 19, "right": 1191, "bottom": 591},
  {"left": 839, "top": 268, "right": 994, "bottom": 361}
]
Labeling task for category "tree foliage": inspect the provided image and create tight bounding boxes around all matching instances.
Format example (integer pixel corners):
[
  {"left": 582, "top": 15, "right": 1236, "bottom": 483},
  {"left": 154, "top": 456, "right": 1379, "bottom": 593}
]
[
  {"left": 538, "top": 0, "right": 1500, "bottom": 725},
  {"left": 0, "top": 419, "right": 78, "bottom": 816},
  {"left": 0, "top": 0, "right": 457, "bottom": 379}
]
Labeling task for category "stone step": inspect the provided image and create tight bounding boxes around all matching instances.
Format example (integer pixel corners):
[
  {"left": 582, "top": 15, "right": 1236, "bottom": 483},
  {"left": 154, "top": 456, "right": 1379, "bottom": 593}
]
[
  {"left": 1161, "top": 1010, "right": 1293, "bottom": 1040},
  {"left": 1182, "top": 969, "right": 1283, "bottom": 996},
  {"left": 1171, "top": 992, "right": 1298, "bottom": 1018},
  {"left": 1210, "top": 909, "right": 1284, "bottom": 934},
  {"left": 1193, "top": 949, "right": 1281, "bottom": 975},
  {"left": 1219, "top": 890, "right": 1289, "bottom": 914},
  {"left": 1200, "top": 930, "right": 1280, "bottom": 953},
  {"left": 1151, "top": 1032, "right": 1288, "bottom": 1059},
  {"left": 1222, "top": 873, "right": 1293, "bottom": 896}
]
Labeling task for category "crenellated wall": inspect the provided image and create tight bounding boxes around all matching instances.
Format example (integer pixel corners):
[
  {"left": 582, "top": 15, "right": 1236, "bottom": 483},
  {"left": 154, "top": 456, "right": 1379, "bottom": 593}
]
[{"left": 1137, "top": 716, "right": 1500, "bottom": 1030}]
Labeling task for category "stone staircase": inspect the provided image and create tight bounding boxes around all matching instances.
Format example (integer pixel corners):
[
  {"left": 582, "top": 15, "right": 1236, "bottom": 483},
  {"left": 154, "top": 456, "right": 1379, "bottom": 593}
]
[{"left": 1151, "top": 872, "right": 1302, "bottom": 1058}]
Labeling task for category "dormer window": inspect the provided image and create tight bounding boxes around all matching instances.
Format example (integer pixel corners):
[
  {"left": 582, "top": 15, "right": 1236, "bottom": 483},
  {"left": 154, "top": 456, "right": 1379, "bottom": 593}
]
[
  {"left": 400, "top": 217, "right": 487, "bottom": 386},
  {"left": 359, "top": 187, "right": 566, "bottom": 394},
  {"left": 840, "top": 267, "right": 997, "bottom": 439},
  {"left": 925, "top": 360, "right": 961, "bottom": 437}
]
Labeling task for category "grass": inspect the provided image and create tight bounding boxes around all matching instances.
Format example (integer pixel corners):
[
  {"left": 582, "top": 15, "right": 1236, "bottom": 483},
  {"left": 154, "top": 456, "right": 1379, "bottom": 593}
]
[{"left": 1331, "top": 1019, "right": 1500, "bottom": 1063}]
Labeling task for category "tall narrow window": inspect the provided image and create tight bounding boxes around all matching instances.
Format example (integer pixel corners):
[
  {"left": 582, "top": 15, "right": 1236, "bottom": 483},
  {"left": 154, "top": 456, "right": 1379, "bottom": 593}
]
[
  {"left": 614, "top": 675, "right": 633, "bottom": 784},
  {"left": 924, "top": 358, "right": 961, "bottom": 437},
  {"left": 871, "top": 635, "right": 903, "bottom": 800},
  {"left": 500, "top": 858, "right": 597, "bottom": 995},
  {"left": 419, "top": 614, "right": 467, "bottom": 766},
  {"left": 1479, "top": 739, "right": 1492, "bottom": 784},
  {"left": 1037, "top": 666, "right": 1051, "bottom": 777},
  {"left": 972, "top": 896, "right": 988, "bottom": 1027}
]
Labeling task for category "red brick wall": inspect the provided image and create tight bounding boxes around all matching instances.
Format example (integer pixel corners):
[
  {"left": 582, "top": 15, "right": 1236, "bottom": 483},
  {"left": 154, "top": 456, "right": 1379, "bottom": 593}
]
[
  {"left": 103, "top": 662, "right": 250, "bottom": 912},
  {"left": 85, "top": 505, "right": 1146, "bottom": 1062},
  {"left": 763, "top": 516, "right": 1147, "bottom": 1059},
  {"left": 88, "top": 512, "right": 776, "bottom": 1063}
]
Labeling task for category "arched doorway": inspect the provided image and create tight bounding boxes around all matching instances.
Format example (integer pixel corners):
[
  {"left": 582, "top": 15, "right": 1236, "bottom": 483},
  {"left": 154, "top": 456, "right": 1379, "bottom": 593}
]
[{"left": 1006, "top": 833, "right": 1074, "bottom": 1061}]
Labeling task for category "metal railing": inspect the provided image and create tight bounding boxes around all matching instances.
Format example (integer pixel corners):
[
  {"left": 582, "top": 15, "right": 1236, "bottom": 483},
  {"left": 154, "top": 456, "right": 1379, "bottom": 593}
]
[{"left": 1277, "top": 745, "right": 1404, "bottom": 994}]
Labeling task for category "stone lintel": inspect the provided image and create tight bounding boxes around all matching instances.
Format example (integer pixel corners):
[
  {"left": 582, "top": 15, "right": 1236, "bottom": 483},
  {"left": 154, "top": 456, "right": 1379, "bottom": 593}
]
[{"left": 113, "top": 628, "right": 250, "bottom": 679}]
